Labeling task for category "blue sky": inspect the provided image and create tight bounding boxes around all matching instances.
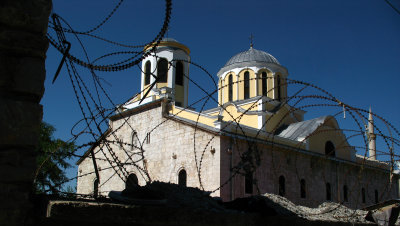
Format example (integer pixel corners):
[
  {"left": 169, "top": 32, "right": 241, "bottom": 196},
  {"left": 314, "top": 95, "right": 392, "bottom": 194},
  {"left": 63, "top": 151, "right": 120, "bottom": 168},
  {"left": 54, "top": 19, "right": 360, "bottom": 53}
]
[{"left": 43, "top": 0, "right": 400, "bottom": 188}]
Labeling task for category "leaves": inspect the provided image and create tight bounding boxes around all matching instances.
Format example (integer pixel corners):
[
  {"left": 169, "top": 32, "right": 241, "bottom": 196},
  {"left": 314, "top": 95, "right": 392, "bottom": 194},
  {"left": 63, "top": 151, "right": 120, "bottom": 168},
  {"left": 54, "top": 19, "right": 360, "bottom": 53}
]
[{"left": 34, "top": 122, "right": 75, "bottom": 194}]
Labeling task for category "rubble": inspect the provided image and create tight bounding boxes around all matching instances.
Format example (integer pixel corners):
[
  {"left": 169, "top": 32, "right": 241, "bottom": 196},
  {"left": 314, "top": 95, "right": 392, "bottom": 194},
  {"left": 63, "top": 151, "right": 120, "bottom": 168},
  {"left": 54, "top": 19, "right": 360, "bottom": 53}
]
[
  {"left": 263, "top": 193, "right": 369, "bottom": 223},
  {"left": 110, "top": 181, "right": 226, "bottom": 211},
  {"left": 110, "top": 181, "right": 378, "bottom": 224}
]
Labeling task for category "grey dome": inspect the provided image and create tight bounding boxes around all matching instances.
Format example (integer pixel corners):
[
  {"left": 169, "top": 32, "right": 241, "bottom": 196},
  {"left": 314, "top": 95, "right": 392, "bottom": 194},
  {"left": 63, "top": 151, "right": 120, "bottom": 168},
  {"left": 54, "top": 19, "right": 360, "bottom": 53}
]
[
  {"left": 161, "top": 37, "right": 179, "bottom": 43},
  {"left": 224, "top": 47, "right": 280, "bottom": 67}
]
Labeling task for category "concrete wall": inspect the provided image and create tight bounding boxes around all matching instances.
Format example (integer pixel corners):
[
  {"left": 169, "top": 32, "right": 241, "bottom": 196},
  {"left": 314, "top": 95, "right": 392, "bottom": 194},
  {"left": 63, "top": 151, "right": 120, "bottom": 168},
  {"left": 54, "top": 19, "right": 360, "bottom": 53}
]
[
  {"left": 44, "top": 200, "right": 373, "bottom": 226},
  {"left": 0, "top": 0, "right": 51, "bottom": 224}
]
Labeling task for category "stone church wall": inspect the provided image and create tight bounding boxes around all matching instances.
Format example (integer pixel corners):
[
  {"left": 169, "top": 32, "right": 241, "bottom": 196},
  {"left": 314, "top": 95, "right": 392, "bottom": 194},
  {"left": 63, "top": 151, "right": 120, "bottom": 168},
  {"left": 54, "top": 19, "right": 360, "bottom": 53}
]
[
  {"left": 78, "top": 101, "right": 398, "bottom": 209},
  {"left": 219, "top": 137, "right": 398, "bottom": 209},
  {"left": 77, "top": 102, "right": 222, "bottom": 196}
]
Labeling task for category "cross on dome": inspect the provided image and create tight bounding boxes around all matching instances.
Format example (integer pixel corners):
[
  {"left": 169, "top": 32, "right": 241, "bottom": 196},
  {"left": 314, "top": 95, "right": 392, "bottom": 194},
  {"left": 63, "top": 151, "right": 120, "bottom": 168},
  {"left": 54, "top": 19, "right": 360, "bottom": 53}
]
[{"left": 249, "top": 34, "right": 254, "bottom": 48}]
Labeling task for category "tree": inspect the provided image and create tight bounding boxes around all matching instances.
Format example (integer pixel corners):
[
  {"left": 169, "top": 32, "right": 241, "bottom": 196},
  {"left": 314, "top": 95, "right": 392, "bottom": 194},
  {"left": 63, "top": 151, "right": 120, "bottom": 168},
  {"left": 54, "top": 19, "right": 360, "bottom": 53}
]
[{"left": 34, "top": 122, "right": 75, "bottom": 194}]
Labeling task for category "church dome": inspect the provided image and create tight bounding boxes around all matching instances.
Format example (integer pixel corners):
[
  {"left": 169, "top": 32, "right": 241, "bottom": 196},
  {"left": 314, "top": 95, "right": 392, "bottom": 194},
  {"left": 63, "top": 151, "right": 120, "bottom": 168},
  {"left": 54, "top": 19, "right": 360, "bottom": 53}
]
[
  {"left": 224, "top": 47, "right": 280, "bottom": 67},
  {"left": 160, "top": 37, "right": 180, "bottom": 43},
  {"left": 217, "top": 47, "right": 281, "bottom": 77}
]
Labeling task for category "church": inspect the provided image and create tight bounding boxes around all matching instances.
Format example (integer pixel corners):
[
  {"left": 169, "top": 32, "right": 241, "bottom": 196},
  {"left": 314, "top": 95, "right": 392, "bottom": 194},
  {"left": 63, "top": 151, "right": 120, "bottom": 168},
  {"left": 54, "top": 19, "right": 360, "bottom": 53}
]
[{"left": 76, "top": 38, "right": 398, "bottom": 208}]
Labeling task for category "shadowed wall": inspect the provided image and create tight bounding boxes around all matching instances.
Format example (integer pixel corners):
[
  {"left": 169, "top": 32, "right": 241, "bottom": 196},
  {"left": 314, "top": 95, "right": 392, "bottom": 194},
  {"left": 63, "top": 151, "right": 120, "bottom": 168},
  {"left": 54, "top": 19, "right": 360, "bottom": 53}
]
[{"left": 0, "top": 0, "right": 51, "bottom": 224}]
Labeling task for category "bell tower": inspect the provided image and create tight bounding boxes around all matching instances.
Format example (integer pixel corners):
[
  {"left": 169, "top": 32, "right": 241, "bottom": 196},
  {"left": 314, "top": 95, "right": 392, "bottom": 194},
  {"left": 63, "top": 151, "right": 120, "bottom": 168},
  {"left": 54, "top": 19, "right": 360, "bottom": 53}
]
[{"left": 140, "top": 38, "right": 190, "bottom": 108}]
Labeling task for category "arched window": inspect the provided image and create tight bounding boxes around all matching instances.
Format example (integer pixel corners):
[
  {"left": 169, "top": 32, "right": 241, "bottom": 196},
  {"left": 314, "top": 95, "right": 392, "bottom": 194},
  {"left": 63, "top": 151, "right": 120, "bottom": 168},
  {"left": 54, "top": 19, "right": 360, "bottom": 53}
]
[
  {"left": 144, "top": 61, "right": 151, "bottom": 85},
  {"left": 325, "top": 141, "right": 335, "bottom": 157},
  {"left": 343, "top": 185, "right": 348, "bottom": 202},
  {"left": 93, "top": 178, "right": 99, "bottom": 198},
  {"left": 362, "top": 188, "right": 366, "bottom": 203},
  {"left": 220, "top": 80, "right": 223, "bottom": 103},
  {"left": 375, "top": 190, "right": 378, "bottom": 204},
  {"left": 175, "top": 61, "right": 184, "bottom": 86},
  {"left": 157, "top": 58, "right": 168, "bottom": 83},
  {"left": 244, "top": 71, "right": 250, "bottom": 99},
  {"left": 276, "top": 74, "right": 281, "bottom": 101},
  {"left": 245, "top": 172, "right": 253, "bottom": 194},
  {"left": 300, "top": 179, "right": 306, "bottom": 198},
  {"left": 279, "top": 175, "right": 285, "bottom": 196},
  {"left": 326, "top": 183, "right": 332, "bottom": 201},
  {"left": 178, "top": 169, "right": 187, "bottom": 187},
  {"left": 126, "top": 173, "right": 139, "bottom": 190},
  {"left": 228, "top": 74, "right": 233, "bottom": 102},
  {"left": 131, "top": 131, "right": 137, "bottom": 151},
  {"left": 261, "top": 72, "right": 267, "bottom": 96}
]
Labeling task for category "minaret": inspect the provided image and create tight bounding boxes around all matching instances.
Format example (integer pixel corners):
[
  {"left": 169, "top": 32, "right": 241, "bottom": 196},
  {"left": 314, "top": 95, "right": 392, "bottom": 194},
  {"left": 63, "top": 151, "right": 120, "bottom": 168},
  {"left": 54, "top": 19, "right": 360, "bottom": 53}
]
[{"left": 368, "top": 107, "right": 376, "bottom": 160}]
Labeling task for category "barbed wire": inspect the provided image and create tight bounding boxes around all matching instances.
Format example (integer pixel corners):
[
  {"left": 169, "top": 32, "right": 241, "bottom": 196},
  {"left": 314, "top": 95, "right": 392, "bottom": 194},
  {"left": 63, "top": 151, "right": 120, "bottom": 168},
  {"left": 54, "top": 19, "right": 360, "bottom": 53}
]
[
  {"left": 38, "top": 0, "right": 400, "bottom": 223},
  {"left": 47, "top": 0, "right": 172, "bottom": 72}
]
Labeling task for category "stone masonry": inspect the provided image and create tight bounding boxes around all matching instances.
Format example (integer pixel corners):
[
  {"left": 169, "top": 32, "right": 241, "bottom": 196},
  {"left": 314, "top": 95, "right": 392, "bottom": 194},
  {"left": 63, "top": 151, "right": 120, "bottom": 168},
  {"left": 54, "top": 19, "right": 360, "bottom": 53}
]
[
  {"left": 77, "top": 99, "right": 398, "bottom": 209},
  {"left": 219, "top": 138, "right": 398, "bottom": 209},
  {"left": 0, "top": 0, "right": 51, "bottom": 225},
  {"left": 77, "top": 100, "right": 221, "bottom": 196}
]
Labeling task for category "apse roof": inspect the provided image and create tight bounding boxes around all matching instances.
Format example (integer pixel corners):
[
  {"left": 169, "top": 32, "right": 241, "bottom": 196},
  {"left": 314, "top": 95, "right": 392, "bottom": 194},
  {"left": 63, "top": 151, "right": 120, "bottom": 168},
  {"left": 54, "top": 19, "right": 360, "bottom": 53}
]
[{"left": 278, "top": 116, "right": 329, "bottom": 141}]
